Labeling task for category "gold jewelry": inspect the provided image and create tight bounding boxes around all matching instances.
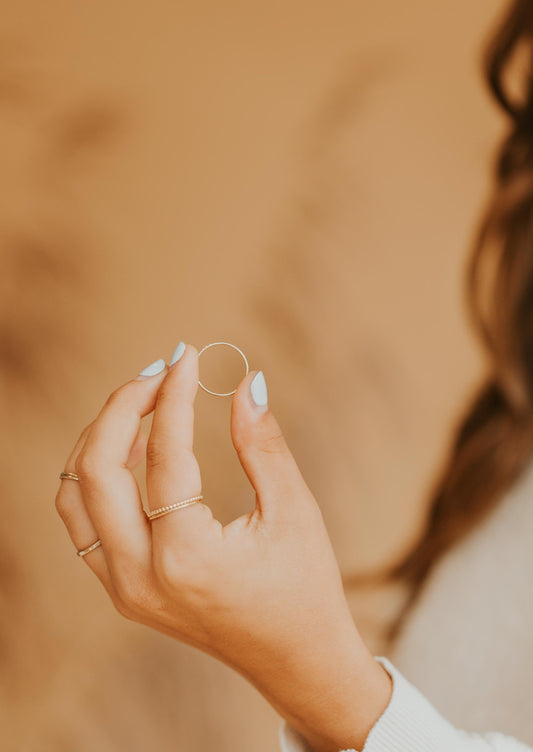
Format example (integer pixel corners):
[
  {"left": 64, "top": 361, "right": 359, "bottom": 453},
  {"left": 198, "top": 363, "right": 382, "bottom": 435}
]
[
  {"left": 198, "top": 342, "right": 249, "bottom": 397},
  {"left": 77, "top": 539, "right": 102, "bottom": 557},
  {"left": 147, "top": 495, "right": 204, "bottom": 520},
  {"left": 60, "top": 471, "right": 80, "bottom": 481}
]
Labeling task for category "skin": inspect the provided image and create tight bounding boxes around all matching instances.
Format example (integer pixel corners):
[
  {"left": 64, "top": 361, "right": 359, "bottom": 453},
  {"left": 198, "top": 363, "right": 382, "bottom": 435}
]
[{"left": 55, "top": 344, "right": 392, "bottom": 752}]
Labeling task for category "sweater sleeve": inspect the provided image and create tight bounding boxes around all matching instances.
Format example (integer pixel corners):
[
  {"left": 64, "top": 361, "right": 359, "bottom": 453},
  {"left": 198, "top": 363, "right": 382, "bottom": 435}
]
[{"left": 278, "top": 657, "right": 532, "bottom": 752}]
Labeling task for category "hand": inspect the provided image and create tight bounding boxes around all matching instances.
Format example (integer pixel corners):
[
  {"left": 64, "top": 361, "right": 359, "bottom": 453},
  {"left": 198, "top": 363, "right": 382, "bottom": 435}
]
[{"left": 55, "top": 344, "right": 391, "bottom": 752}]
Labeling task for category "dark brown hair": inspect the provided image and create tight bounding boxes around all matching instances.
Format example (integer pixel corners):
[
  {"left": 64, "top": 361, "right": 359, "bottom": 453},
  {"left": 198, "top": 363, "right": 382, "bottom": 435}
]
[{"left": 389, "top": 0, "right": 533, "bottom": 641}]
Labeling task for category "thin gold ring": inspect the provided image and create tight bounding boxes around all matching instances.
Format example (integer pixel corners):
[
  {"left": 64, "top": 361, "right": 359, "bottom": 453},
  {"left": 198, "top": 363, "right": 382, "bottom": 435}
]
[
  {"left": 147, "top": 495, "right": 204, "bottom": 521},
  {"left": 198, "top": 342, "right": 249, "bottom": 397},
  {"left": 60, "top": 471, "right": 80, "bottom": 481},
  {"left": 77, "top": 539, "right": 102, "bottom": 557}
]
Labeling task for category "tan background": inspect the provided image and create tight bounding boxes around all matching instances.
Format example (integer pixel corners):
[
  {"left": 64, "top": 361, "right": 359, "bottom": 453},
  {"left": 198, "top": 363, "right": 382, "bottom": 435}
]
[{"left": 1, "top": 1, "right": 506, "bottom": 749}]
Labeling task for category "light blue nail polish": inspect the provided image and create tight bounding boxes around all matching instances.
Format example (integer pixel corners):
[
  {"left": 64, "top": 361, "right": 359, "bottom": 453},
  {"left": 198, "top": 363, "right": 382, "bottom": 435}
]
[
  {"left": 169, "top": 341, "right": 186, "bottom": 367},
  {"left": 137, "top": 358, "right": 166, "bottom": 378},
  {"left": 250, "top": 371, "right": 268, "bottom": 407}
]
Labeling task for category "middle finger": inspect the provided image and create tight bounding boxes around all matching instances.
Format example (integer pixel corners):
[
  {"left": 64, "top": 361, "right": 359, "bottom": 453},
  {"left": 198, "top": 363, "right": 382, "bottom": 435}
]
[{"left": 75, "top": 361, "right": 167, "bottom": 573}]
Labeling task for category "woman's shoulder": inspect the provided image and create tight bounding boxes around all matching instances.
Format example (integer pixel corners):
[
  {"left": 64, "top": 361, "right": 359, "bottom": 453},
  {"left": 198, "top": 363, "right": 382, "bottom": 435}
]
[{"left": 388, "top": 453, "right": 533, "bottom": 741}]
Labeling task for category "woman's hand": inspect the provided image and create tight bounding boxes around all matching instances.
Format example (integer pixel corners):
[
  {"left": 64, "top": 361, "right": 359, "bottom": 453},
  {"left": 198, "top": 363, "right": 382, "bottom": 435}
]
[{"left": 55, "top": 344, "right": 391, "bottom": 752}]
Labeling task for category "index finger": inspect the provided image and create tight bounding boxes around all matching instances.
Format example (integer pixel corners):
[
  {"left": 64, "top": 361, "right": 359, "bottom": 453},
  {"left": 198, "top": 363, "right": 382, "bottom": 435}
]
[
  {"left": 76, "top": 359, "right": 167, "bottom": 562},
  {"left": 146, "top": 344, "right": 221, "bottom": 552}
]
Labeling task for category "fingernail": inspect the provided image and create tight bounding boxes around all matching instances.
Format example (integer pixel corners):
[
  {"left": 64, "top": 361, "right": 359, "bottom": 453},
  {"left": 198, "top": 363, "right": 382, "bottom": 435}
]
[
  {"left": 250, "top": 371, "right": 268, "bottom": 407},
  {"left": 169, "top": 341, "right": 186, "bottom": 367},
  {"left": 136, "top": 357, "right": 166, "bottom": 379}
]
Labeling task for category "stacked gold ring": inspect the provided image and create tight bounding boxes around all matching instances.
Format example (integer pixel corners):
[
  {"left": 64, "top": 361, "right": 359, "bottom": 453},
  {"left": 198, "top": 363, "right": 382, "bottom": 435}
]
[
  {"left": 59, "top": 470, "right": 102, "bottom": 556},
  {"left": 59, "top": 471, "right": 80, "bottom": 481},
  {"left": 77, "top": 539, "right": 102, "bottom": 557}
]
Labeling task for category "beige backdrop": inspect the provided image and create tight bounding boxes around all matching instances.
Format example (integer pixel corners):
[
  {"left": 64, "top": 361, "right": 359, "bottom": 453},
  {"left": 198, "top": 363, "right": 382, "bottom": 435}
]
[{"left": 1, "top": 1, "right": 506, "bottom": 749}]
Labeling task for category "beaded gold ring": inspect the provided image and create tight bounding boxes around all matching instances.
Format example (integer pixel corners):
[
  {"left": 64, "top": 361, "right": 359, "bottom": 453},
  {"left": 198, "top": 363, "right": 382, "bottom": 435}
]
[
  {"left": 147, "top": 495, "right": 204, "bottom": 521},
  {"left": 77, "top": 539, "right": 102, "bottom": 557}
]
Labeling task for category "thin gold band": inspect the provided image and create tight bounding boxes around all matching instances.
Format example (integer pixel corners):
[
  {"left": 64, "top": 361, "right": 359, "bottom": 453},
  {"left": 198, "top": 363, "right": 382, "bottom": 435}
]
[
  {"left": 60, "top": 471, "right": 80, "bottom": 481},
  {"left": 147, "top": 495, "right": 204, "bottom": 521},
  {"left": 77, "top": 539, "right": 102, "bottom": 557},
  {"left": 198, "top": 342, "right": 249, "bottom": 397}
]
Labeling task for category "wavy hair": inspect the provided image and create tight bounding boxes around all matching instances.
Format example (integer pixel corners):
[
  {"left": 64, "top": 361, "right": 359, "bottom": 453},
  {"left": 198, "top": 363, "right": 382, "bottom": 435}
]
[{"left": 388, "top": 0, "right": 533, "bottom": 641}]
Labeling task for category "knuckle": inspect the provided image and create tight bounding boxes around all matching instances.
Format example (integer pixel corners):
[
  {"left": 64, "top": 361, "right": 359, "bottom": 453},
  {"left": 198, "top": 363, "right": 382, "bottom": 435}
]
[
  {"left": 153, "top": 548, "right": 181, "bottom": 590},
  {"left": 233, "top": 433, "right": 248, "bottom": 460},
  {"left": 154, "top": 547, "right": 210, "bottom": 599},
  {"left": 105, "top": 384, "right": 128, "bottom": 408},
  {"left": 78, "top": 421, "right": 94, "bottom": 442},
  {"left": 194, "top": 502, "right": 215, "bottom": 525},
  {"left": 112, "top": 595, "right": 137, "bottom": 620},
  {"left": 75, "top": 449, "right": 101, "bottom": 479},
  {"left": 155, "top": 378, "right": 175, "bottom": 404},
  {"left": 112, "top": 573, "right": 146, "bottom": 615},
  {"left": 103, "top": 379, "right": 140, "bottom": 412},
  {"left": 54, "top": 490, "right": 68, "bottom": 518},
  {"left": 257, "top": 431, "right": 287, "bottom": 455},
  {"left": 146, "top": 440, "right": 169, "bottom": 471},
  {"left": 233, "top": 426, "right": 256, "bottom": 460}
]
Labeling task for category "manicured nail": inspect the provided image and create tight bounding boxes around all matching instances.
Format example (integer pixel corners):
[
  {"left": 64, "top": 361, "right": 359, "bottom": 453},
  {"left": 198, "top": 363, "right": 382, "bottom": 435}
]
[
  {"left": 250, "top": 371, "right": 268, "bottom": 407},
  {"left": 136, "top": 357, "right": 166, "bottom": 379},
  {"left": 169, "top": 341, "right": 186, "bottom": 367}
]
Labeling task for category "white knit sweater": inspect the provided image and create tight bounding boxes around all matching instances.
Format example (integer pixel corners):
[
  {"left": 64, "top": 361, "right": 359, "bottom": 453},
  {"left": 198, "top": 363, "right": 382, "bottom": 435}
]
[
  {"left": 278, "top": 457, "right": 533, "bottom": 751},
  {"left": 278, "top": 658, "right": 531, "bottom": 751}
]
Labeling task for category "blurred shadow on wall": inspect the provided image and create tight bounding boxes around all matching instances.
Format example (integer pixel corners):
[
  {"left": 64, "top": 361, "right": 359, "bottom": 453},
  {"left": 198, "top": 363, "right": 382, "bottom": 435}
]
[
  {"left": 248, "top": 48, "right": 408, "bottom": 641},
  {"left": 252, "top": 51, "right": 396, "bottom": 359},
  {"left": 0, "top": 39, "right": 127, "bottom": 729}
]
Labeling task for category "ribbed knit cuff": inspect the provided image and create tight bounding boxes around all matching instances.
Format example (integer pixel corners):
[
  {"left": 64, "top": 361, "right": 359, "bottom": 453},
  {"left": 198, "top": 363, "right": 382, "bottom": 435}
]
[
  {"left": 361, "top": 656, "right": 464, "bottom": 751},
  {"left": 278, "top": 656, "right": 463, "bottom": 752}
]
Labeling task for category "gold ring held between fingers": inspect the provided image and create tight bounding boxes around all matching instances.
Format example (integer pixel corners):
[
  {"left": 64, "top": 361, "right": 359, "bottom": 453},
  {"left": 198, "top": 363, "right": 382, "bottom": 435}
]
[
  {"left": 77, "top": 539, "right": 102, "bottom": 557},
  {"left": 147, "top": 495, "right": 204, "bottom": 521},
  {"left": 198, "top": 342, "right": 249, "bottom": 397},
  {"left": 60, "top": 471, "right": 80, "bottom": 481}
]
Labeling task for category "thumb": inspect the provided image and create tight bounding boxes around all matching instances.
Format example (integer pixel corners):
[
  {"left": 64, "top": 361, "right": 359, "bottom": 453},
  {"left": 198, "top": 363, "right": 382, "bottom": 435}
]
[{"left": 231, "top": 370, "right": 314, "bottom": 522}]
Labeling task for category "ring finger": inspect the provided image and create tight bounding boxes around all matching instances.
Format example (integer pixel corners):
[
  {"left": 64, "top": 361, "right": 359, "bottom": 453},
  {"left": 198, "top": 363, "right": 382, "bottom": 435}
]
[{"left": 55, "top": 422, "right": 114, "bottom": 593}]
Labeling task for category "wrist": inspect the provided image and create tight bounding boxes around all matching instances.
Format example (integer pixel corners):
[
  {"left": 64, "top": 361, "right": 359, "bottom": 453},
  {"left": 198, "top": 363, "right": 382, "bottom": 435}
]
[
  {"left": 260, "top": 627, "right": 393, "bottom": 752},
  {"left": 299, "top": 654, "right": 392, "bottom": 752}
]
